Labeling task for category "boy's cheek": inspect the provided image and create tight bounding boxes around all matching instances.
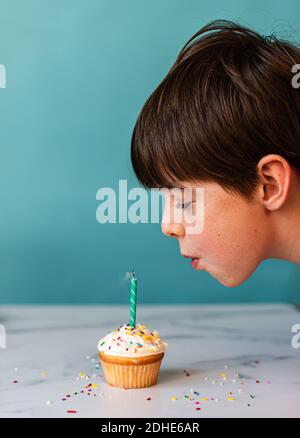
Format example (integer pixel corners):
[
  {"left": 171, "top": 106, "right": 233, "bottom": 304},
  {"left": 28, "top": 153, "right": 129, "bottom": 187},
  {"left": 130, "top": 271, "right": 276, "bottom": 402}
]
[{"left": 187, "top": 228, "right": 256, "bottom": 271}]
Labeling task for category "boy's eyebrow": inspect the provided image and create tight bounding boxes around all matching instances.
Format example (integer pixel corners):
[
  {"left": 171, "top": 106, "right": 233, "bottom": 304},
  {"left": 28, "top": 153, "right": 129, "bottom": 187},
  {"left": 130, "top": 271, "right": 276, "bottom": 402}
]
[{"left": 158, "top": 186, "right": 186, "bottom": 191}]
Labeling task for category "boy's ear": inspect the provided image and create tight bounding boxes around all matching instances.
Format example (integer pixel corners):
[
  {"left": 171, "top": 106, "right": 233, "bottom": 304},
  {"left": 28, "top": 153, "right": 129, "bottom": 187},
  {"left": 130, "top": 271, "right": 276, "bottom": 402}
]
[{"left": 256, "top": 154, "right": 291, "bottom": 211}]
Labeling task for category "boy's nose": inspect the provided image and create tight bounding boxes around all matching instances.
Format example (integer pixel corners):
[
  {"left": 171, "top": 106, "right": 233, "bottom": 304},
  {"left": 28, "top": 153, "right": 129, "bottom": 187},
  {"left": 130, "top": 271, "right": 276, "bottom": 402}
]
[{"left": 161, "top": 222, "right": 185, "bottom": 238}]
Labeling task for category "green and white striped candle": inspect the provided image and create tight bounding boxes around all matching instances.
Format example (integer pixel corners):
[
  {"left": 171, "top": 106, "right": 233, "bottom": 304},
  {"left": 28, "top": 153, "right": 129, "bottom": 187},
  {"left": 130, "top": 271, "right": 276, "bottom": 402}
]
[{"left": 129, "top": 270, "right": 137, "bottom": 328}]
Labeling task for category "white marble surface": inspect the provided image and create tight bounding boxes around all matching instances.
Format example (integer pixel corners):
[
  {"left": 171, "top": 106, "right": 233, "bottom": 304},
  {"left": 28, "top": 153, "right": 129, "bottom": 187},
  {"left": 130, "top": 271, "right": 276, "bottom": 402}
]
[{"left": 0, "top": 304, "right": 299, "bottom": 418}]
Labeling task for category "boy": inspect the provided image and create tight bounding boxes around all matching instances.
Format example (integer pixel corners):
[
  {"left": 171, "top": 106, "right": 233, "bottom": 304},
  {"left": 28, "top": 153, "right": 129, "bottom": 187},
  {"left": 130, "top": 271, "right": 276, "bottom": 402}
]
[{"left": 130, "top": 20, "right": 300, "bottom": 288}]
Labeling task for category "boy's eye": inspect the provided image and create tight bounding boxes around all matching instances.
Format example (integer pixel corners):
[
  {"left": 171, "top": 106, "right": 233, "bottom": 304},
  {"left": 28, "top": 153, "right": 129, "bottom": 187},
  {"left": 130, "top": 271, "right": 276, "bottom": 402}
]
[{"left": 175, "top": 201, "right": 193, "bottom": 209}]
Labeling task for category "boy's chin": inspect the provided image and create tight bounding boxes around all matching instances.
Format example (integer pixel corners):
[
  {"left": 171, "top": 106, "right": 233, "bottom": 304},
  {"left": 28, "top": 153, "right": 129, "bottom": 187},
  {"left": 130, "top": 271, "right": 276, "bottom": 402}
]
[
  {"left": 213, "top": 270, "right": 253, "bottom": 288},
  {"left": 218, "top": 277, "right": 245, "bottom": 288}
]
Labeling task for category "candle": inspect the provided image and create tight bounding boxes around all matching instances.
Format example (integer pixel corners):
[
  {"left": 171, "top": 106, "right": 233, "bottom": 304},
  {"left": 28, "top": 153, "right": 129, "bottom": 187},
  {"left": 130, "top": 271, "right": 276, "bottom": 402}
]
[{"left": 129, "top": 270, "right": 137, "bottom": 328}]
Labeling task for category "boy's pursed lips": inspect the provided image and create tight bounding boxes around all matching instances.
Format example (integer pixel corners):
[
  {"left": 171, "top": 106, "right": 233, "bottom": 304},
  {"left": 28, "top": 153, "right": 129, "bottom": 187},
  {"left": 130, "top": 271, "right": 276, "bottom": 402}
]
[{"left": 181, "top": 253, "right": 204, "bottom": 270}]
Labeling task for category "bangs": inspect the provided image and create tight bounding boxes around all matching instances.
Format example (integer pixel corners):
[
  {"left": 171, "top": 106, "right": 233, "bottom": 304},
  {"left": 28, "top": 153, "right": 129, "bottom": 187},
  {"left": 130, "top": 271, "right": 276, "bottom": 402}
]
[
  {"left": 130, "top": 61, "right": 244, "bottom": 192},
  {"left": 130, "top": 68, "right": 216, "bottom": 190}
]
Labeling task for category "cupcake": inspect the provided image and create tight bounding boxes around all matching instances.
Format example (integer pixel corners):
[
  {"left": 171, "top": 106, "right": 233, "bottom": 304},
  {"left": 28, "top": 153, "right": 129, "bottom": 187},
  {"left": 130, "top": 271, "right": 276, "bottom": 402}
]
[{"left": 98, "top": 323, "right": 168, "bottom": 389}]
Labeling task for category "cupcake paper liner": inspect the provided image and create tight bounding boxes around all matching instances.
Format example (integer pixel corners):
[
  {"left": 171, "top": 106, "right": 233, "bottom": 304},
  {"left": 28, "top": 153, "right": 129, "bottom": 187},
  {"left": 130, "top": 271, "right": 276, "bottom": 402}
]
[{"left": 99, "top": 352, "right": 164, "bottom": 389}]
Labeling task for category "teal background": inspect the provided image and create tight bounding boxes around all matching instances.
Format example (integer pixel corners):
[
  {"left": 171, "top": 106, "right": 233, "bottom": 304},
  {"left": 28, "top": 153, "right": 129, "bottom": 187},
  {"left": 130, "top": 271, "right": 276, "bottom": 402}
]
[{"left": 0, "top": 0, "right": 300, "bottom": 304}]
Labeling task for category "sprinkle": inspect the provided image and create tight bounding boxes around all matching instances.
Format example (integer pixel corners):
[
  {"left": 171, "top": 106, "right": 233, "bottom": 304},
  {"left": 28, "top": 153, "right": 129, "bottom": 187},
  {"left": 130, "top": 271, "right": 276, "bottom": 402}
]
[
  {"left": 146, "top": 397, "right": 151, "bottom": 401},
  {"left": 67, "top": 410, "right": 77, "bottom": 414},
  {"left": 100, "top": 341, "right": 105, "bottom": 346},
  {"left": 78, "top": 372, "right": 86, "bottom": 378},
  {"left": 201, "top": 397, "right": 209, "bottom": 402},
  {"left": 13, "top": 380, "right": 18, "bottom": 383},
  {"left": 227, "top": 397, "right": 235, "bottom": 401},
  {"left": 196, "top": 407, "right": 201, "bottom": 410},
  {"left": 256, "top": 380, "right": 260, "bottom": 383},
  {"left": 250, "top": 394, "right": 255, "bottom": 399},
  {"left": 171, "top": 396, "right": 177, "bottom": 401},
  {"left": 195, "top": 401, "right": 200, "bottom": 404}
]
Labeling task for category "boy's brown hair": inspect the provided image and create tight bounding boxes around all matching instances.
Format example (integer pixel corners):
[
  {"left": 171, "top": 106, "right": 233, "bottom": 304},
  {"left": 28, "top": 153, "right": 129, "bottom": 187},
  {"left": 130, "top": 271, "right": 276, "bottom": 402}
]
[{"left": 131, "top": 20, "right": 300, "bottom": 197}]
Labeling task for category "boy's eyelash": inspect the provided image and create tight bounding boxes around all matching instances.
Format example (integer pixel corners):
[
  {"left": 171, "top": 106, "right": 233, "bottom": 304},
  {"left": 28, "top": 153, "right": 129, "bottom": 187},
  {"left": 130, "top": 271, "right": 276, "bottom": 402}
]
[{"left": 175, "top": 201, "right": 194, "bottom": 209}]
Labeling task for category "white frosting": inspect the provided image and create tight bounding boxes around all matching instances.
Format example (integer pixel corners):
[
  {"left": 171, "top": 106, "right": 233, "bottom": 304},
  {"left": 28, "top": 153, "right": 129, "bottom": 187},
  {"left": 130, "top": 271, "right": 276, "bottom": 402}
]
[{"left": 98, "top": 323, "right": 168, "bottom": 357}]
